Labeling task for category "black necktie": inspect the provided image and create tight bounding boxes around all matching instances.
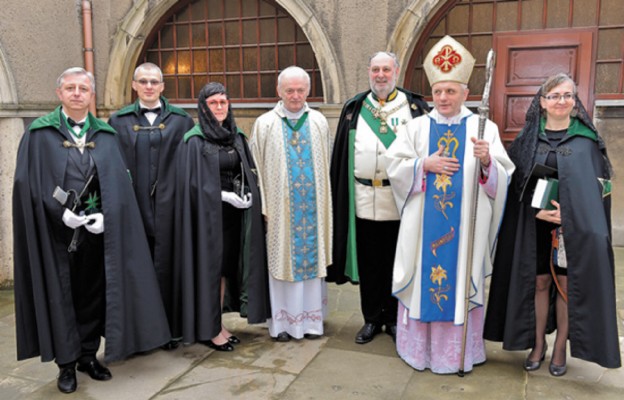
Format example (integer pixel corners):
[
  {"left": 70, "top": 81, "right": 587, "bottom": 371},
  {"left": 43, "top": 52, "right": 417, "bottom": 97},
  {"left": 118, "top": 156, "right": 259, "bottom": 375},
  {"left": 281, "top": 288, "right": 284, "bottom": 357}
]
[
  {"left": 67, "top": 118, "right": 85, "bottom": 128},
  {"left": 141, "top": 107, "right": 161, "bottom": 115}
]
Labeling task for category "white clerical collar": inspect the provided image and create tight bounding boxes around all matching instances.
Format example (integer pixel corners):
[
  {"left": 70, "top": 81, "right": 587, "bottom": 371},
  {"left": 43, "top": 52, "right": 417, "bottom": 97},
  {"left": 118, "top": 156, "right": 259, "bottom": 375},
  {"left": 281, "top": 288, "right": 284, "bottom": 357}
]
[
  {"left": 430, "top": 105, "right": 472, "bottom": 125},
  {"left": 279, "top": 101, "right": 307, "bottom": 120}
]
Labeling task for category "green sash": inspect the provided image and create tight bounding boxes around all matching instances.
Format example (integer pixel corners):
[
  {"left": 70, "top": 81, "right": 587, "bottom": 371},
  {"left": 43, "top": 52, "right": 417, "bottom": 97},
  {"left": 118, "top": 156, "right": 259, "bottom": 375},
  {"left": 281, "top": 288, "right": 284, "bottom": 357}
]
[
  {"left": 345, "top": 128, "right": 359, "bottom": 282},
  {"left": 359, "top": 98, "right": 397, "bottom": 148}
]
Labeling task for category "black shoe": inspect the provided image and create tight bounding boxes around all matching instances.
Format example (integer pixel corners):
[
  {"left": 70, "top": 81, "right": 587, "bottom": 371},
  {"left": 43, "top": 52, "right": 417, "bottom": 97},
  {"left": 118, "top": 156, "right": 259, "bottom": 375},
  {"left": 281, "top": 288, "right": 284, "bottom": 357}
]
[
  {"left": 227, "top": 335, "right": 241, "bottom": 344},
  {"left": 77, "top": 359, "right": 112, "bottom": 381},
  {"left": 355, "top": 323, "right": 382, "bottom": 344},
  {"left": 161, "top": 340, "right": 180, "bottom": 351},
  {"left": 385, "top": 324, "right": 397, "bottom": 342},
  {"left": 57, "top": 367, "right": 77, "bottom": 393},
  {"left": 275, "top": 332, "right": 291, "bottom": 342},
  {"left": 304, "top": 333, "right": 322, "bottom": 340},
  {"left": 549, "top": 361, "right": 567, "bottom": 376},
  {"left": 204, "top": 340, "right": 234, "bottom": 352},
  {"left": 523, "top": 344, "right": 547, "bottom": 371}
]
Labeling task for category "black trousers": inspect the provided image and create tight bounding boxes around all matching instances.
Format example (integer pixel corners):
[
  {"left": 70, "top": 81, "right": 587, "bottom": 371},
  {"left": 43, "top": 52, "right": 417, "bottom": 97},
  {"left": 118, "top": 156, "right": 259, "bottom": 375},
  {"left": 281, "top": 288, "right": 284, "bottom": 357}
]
[
  {"left": 58, "top": 231, "right": 106, "bottom": 368},
  {"left": 355, "top": 217, "right": 399, "bottom": 326}
]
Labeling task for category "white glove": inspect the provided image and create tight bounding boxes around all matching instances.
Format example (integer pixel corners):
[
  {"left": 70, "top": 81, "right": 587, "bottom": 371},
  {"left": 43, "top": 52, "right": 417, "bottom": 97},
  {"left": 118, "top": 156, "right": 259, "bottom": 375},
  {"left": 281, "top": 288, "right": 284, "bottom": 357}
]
[
  {"left": 221, "top": 191, "right": 252, "bottom": 209},
  {"left": 84, "top": 213, "right": 104, "bottom": 234},
  {"left": 62, "top": 208, "right": 88, "bottom": 229}
]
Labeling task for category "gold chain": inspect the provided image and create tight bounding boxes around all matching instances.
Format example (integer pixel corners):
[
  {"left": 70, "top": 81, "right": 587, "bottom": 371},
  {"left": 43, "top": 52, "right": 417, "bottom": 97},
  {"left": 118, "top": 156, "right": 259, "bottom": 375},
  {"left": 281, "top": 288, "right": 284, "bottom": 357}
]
[{"left": 363, "top": 99, "right": 408, "bottom": 133}]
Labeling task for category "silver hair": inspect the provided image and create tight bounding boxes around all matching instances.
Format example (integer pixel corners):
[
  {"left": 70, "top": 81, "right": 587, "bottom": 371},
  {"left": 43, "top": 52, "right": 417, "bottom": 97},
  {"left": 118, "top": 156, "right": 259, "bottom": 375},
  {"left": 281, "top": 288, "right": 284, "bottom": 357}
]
[
  {"left": 133, "top": 62, "right": 164, "bottom": 82},
  {"left": 277, "top": 66, "right": 311, "bottom": 89},
  {"left": 368, "top": 51, "right": 400, "bottom": 69},
  {"left": 56, "top": 67, "right": 95, "bottom": 92}
]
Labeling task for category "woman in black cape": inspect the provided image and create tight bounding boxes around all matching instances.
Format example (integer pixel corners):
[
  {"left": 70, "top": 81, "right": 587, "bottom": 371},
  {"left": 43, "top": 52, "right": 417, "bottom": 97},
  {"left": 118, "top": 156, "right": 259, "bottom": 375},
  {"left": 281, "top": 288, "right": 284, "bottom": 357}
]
[
  {"left": 173, "top": 83, "right": 271, "bottom": 351},
  {"left": 484, "top": 73, "right": 620, "bottom": 374}
]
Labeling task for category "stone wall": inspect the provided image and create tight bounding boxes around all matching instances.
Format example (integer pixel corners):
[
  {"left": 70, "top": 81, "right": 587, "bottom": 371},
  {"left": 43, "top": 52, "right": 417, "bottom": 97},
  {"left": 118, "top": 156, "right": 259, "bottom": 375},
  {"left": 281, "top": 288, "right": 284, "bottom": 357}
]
[{"left": 595, "top": 105, "right": 624, "bottom": 246}]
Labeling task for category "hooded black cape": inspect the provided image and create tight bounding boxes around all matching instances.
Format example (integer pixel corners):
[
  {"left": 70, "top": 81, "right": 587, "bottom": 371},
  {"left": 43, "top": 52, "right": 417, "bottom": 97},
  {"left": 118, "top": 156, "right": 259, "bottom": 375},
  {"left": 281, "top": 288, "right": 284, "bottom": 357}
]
[
  {"left": 484, "top": 94, "right": 621, "bottom": 368},
  {"left": 327, "top": 88, "right": 429, "bottom": 284},
  {"left": 173, "top": 124, "right": 270, "bottom": 343},
  {"left": 108, "top": 97, "right": 194, "bottom": 327},
  {"left": 13, "top": 107, "right": 170, "bottom": 364}
]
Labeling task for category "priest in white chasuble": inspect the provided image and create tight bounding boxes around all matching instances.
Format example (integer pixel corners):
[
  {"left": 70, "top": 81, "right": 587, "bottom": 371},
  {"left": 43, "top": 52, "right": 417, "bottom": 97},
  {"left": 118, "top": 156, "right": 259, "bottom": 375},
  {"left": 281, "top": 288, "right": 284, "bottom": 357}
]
[
  {"left": 384, "top": 36, "right": 515, "bottom": 374},
  {"left": 250, "top": 66, "right": 333, "bottom": 341}
]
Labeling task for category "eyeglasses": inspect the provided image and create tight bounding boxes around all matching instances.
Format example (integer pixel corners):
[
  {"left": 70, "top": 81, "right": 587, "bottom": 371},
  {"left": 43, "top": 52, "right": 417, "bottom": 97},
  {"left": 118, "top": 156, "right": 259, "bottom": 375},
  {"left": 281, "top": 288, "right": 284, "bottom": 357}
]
[
  {"left": 207, "top": 100, "right": 229, "bottom": 108},
  {"left": 135, "top": 79, "right": 162, "bottom": 86},
  {"left": 542, "top": 93, "right": 574, "bottom": 102}
]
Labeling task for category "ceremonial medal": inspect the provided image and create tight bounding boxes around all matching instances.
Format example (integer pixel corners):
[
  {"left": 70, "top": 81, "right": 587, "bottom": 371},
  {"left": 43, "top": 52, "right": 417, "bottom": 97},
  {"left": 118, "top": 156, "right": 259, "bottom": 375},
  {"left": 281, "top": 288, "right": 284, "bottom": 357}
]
[
  {"left": 362, "top": 98, "right": 407, "bottom": 136},
  {"left": 391, "top": 117, "right": 400, "bottom": 133},
  {"left": 283, "top": 113, "right": 308, "bottom": 147}
]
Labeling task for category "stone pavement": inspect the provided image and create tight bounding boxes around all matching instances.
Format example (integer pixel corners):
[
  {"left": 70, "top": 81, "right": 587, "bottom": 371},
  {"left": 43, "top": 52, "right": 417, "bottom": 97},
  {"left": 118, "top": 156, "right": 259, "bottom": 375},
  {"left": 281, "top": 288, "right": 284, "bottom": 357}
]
[{"left": 0, "top": 249, "right": 623, "bottom": 400}]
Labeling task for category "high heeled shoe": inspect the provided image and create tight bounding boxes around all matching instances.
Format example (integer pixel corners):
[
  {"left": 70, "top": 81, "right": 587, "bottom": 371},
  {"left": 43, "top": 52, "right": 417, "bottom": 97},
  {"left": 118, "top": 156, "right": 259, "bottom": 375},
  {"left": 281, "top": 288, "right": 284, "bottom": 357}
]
[
  {"left": 523, "top": 343, "right": 547, "bottom": 371},
  {"left": 549, "top": 351, "right": 567, "bottom": 377},
  {"left": 548, "top": 361, "right": 567, "bottom": 376},
  {"left": 204, "top": 340, "right": 234, "bottom": 352}
]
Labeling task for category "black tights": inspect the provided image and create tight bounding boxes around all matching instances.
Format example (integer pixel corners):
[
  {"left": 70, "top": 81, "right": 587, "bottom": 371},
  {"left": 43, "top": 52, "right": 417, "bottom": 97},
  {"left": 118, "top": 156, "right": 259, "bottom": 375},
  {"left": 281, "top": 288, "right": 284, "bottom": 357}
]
[{"left": 530, "top": 274, "right": 568, "bottom": 366}]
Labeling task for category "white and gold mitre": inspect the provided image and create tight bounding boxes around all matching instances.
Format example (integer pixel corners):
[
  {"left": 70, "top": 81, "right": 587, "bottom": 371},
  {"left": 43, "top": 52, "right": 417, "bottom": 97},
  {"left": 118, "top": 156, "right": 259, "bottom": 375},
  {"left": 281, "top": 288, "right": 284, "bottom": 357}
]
[{"left": 423, "top": 35, "right": 475, "bottom": 86}]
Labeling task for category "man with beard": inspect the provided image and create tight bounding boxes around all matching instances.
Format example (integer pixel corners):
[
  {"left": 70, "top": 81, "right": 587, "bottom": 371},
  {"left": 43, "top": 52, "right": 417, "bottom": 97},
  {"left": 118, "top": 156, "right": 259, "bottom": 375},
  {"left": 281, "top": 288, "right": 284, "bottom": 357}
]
[{"left": 328, "top": 52, "right": 429, "bottom": 344}]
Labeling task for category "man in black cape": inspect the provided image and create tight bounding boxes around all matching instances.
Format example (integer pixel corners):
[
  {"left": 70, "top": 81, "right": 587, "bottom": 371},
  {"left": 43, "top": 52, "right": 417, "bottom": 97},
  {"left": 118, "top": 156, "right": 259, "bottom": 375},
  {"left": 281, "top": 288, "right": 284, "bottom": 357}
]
[
  {"left": 173, "top": 82, "right": 271, "bottom": 345},
  {"left": 328, "top": 52, "right": 429, "bottom": 344},
  {"left": 13, "top": 67, "right": 170, "bottom": 393},
  {"left": 108, "top": 62, "right": 194, "bottom": 348}
]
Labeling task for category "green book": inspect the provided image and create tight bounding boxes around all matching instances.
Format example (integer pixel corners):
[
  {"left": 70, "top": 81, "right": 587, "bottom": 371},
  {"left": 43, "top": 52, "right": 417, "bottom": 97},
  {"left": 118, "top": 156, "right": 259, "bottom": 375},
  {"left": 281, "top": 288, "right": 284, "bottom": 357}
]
[{"left": 531, "top": 177, "right": 559, "bottom": 210}]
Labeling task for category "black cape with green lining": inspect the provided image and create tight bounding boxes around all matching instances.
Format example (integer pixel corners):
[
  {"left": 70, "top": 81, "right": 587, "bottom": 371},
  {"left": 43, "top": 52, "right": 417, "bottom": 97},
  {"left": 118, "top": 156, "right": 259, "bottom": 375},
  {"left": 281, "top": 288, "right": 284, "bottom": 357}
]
[
  {"left": 327, "top": 88, "right": 429, "bottom": 284},
  {"left": 13, "top": 107, "right": 170, "bottom": 364},
  {"left": 108, "top": 97, "right": 194, "bottom": 330},
  {"left": 172, "top": 124, "right": 270, "bottom": 343},
  {"left": 484, "top": 93, "right": 621, "bottom": 369}
]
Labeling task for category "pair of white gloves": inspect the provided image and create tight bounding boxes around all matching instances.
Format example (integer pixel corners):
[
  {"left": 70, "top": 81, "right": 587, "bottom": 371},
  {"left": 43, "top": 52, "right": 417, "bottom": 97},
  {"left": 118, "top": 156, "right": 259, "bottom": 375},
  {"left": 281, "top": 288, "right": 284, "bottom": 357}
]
[
  {"left": 221, "top": 191, "right": 252, "bottom": 209},
  {"left": 62, "top": 209, "right": 104, "bottom": 234}
]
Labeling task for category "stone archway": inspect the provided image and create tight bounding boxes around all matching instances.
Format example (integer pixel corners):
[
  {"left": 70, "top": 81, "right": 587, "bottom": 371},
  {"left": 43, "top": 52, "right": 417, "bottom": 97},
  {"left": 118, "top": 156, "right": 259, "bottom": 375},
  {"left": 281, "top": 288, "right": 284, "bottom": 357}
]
[
  {"left": 276, "top": 0, "right": 342, "bottom": 104},
  {"left": 388, "top": 0, "right": 443, "bottom": 84},
  {"left": 0, "top": 44, "right": 20, "bottom": 286},
  {"left": 104, "top": 0, "right": 343, "bottom": 110}
]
